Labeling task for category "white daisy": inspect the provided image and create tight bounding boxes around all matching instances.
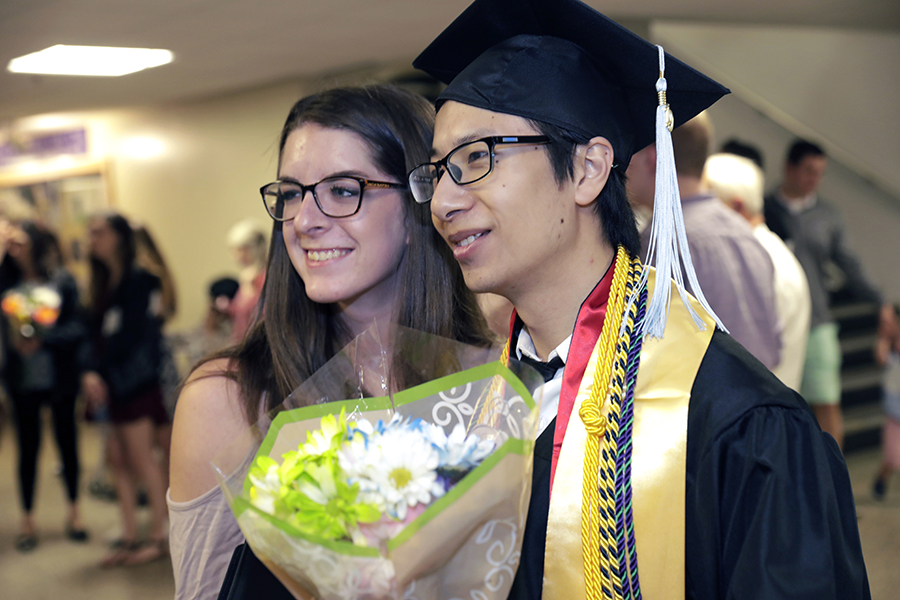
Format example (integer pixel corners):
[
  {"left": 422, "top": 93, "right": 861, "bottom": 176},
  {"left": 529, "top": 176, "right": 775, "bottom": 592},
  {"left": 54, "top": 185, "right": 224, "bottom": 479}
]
[
  {"left": 31, "top": 286, "right": 62, "bottom": 309},
  {"left": 340, "top": 417, "right": 444, "bottom": 520}
]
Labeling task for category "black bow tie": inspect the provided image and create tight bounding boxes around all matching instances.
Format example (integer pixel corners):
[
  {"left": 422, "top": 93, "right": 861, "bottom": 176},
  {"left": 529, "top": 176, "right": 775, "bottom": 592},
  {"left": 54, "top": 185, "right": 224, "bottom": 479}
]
[{"left": 518, "top": 354, "right": 565, "bottom": 383}]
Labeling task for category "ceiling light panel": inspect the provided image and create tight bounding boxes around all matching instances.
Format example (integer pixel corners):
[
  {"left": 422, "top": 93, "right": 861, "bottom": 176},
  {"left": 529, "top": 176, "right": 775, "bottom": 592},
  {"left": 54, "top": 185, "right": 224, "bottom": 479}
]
[{"left": 7, "top": 45, "right": 174, "bottom": 76}]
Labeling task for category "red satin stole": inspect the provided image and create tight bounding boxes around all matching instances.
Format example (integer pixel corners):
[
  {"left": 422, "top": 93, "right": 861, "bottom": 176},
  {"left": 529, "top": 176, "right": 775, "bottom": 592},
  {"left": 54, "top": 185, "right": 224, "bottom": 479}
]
[{"left": 507, "top": 263, "right": 614, "bottom": 491}]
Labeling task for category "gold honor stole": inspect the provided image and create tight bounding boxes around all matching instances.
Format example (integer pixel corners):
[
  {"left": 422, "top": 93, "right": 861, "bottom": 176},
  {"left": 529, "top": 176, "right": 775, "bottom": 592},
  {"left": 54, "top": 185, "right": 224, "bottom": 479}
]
[{"left": 543, "top": 270, "right": 716, "bottom": 600}]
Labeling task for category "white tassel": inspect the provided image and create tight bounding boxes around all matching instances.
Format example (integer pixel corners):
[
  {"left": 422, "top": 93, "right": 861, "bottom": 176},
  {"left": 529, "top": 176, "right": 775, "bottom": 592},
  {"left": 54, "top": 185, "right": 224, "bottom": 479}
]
[{"left": 634, "top": 45, "right": 727, "bottom": 339}]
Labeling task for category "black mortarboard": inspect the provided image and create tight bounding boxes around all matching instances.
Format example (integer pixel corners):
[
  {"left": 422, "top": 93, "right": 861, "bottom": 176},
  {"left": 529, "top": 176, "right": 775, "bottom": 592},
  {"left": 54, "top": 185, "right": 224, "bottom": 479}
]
[{"left": 413, "top": 0, "right": 729, "bottom": 169}]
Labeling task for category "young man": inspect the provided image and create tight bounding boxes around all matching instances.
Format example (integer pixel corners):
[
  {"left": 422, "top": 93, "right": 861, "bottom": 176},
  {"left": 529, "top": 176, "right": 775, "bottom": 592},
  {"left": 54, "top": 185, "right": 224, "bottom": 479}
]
[
  {"left": 408, "top": 0, "right": 869, "bottom": 598},
  {"left": 764, "top": 139, "right": 897, "bottom": 448}
]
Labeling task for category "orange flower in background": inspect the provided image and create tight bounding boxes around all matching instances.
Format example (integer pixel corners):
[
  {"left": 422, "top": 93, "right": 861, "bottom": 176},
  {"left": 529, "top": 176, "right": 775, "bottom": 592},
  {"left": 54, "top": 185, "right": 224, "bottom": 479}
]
[
  {"left": 33, "top": 306, "right": 60, "bottom": 327},
  {"left": 2, "top": 286, "right": 62, "bottom": 337},
  {"left": 1, "top": 293, "right": 27, "bottom": 319}
]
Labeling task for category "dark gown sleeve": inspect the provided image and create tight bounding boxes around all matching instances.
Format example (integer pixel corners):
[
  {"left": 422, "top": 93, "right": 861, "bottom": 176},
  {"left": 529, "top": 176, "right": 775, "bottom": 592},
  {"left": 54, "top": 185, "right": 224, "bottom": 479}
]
[{"left": 685, "top": 331, "right": 870, "bottom": 600}]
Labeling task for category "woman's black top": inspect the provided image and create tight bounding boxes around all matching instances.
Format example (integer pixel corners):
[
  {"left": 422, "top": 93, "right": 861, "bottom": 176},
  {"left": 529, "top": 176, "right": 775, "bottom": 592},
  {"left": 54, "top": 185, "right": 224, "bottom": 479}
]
[{"left": 87, "top": 267, "right": 164, "bottom": 405}]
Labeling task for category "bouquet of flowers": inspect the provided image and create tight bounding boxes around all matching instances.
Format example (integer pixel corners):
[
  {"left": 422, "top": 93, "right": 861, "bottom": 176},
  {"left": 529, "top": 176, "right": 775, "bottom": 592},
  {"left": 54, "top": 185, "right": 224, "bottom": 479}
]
[
  {"left": 1, "top": 284, "right": 62, "bottom": 339},
  {"left": 214, "top": 326, "right": 543, "bottom": 600}
]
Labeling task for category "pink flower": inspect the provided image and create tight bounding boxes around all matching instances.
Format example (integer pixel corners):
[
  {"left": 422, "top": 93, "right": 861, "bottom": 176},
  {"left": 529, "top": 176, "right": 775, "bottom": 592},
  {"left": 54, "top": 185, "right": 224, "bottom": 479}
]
[{"left": 357, "top": 502, "right": 428, "bottom": 548}]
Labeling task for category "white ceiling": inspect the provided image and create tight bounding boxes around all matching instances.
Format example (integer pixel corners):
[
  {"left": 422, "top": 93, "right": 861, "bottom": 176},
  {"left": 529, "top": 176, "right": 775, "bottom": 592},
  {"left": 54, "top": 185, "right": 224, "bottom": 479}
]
[{"left": 1, "top": 0, "right": 899, "bottom": 193}]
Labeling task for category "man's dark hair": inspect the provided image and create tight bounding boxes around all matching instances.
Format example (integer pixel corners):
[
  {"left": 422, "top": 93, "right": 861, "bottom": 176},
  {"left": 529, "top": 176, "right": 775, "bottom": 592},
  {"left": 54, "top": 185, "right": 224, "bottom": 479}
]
[
  {"left": 720, "top": 138, "right": 764, "bottom": 170},
  {"left": 787, "top": 139, "right": 826, "bottom": 165},
  {"left": 209, "top": 277, "right": 240, "bottom": 301},
  {"left": 671, "top": 117, "right": 710, "bottom": 178},
  {"left": 527, "top": 119, "right": 640, "bottom": 257}
]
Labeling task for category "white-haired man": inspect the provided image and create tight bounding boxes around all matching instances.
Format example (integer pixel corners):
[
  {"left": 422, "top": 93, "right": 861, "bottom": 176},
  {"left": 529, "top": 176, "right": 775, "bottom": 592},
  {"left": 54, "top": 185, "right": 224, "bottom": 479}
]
[{"left": 704, "top": 152, "right": 811, "bottom": 391}]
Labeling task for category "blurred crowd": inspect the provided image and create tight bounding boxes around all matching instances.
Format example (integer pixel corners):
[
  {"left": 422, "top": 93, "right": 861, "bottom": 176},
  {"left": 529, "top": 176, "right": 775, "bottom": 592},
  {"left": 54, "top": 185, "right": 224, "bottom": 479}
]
[
  {"left": 0, "top": 207, "right": 264, "bottom": 566},
  {"left": 627, "top": 117, "right": 900, "bottom": 497}
]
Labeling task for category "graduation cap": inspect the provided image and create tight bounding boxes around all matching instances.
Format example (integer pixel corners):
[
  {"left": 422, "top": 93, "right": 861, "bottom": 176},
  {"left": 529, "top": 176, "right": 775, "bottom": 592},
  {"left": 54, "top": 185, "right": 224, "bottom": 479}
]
[
  {"left": 413, "top": 0, "right": 728, "bottom": 170},
  {"left": 414, "top": 0, "right": 730, "bottom": 337}
]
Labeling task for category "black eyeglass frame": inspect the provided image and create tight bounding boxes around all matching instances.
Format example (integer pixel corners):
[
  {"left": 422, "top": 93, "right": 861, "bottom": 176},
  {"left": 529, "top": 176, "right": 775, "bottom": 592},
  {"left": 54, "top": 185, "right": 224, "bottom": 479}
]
[
  {"left": 259, "top": 176, "right": 407, "bottom": 222},
  {"left": 408, "top": 135, "right": 551, "bottom": 204}
]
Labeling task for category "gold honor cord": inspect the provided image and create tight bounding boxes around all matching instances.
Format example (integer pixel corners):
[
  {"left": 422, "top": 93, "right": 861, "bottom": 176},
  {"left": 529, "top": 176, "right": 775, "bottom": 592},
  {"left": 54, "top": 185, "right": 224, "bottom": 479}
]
[{"left": 577, "top": 248, "right": 641, "bottom": 600}]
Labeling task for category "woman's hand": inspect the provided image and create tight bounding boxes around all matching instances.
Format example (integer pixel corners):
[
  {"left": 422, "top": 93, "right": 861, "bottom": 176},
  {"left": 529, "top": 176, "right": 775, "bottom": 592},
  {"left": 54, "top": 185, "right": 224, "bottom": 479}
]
[
  {"left": 875, "top": 304, "right": 900, "bottom": 366},
  {"left": 81, "top": 371, "right": 109, "bottom": 410}
]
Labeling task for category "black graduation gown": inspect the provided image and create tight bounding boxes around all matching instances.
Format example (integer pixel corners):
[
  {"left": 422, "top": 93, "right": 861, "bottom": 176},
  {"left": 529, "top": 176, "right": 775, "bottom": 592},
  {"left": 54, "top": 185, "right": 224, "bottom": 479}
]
[{"left": 509, "top": 330, "right": 870, "bottom": 600}]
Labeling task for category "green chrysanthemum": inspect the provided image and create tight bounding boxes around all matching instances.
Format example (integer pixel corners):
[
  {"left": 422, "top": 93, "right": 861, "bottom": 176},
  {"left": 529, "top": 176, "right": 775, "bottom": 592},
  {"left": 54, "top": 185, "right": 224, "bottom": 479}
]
[{"left": 247, "top": 409, "right": 380, "bottom": 543}]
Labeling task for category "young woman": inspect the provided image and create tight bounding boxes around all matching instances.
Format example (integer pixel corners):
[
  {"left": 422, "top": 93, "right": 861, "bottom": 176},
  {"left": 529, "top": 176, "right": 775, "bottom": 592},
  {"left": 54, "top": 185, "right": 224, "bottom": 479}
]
[
  {"left": 168, "top": 84, "right": 490, "bottom": 600},
  {"left": 81, "top": 212, "right": 171, "bottom": 566},
  {"left": 0, "top": 220, "right": 88, "bottom": 552}
]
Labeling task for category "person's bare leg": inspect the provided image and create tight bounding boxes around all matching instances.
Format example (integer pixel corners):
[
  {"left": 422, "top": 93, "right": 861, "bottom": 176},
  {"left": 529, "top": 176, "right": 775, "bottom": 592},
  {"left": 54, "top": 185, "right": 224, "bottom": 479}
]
[
  {"left": 812, "top": 404, "right": 845, "bottom": 450},
  {"left": 874, "top": 418, "right": 900, "bottom": 498},
  {"left": 66, "top": 502, "right": 84, "bottom": 531},
  {"left": 101, "top": 432, "right": 138, "bottom": 567},
  {"left": 20, "top": 512, "right": 36, "bottom": 536},
  {"left": 108, "top": 431, "right": 139, "bottom": 539},
  {"left": 119, "top": 418, "right": 168, "bottom": 565}
]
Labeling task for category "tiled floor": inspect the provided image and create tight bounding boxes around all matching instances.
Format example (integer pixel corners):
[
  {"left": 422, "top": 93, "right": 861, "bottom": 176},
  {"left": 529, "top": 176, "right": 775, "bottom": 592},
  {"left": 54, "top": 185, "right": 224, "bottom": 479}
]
[{"left": 0, "top": 415, "right": 897, "bottom": 599}]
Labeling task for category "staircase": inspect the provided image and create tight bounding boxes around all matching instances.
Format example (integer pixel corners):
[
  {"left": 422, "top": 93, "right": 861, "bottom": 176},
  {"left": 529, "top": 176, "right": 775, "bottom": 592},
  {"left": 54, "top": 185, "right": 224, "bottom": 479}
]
[{"left": 832, "top": 296, "right": 885, "bottom": 453}]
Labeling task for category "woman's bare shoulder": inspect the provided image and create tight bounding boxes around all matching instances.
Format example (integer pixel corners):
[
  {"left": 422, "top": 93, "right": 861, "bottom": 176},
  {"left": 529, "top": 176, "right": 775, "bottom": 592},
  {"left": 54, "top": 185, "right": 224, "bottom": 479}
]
[{"left": 169, "top": 358, "right": 251, "bottom": 502}]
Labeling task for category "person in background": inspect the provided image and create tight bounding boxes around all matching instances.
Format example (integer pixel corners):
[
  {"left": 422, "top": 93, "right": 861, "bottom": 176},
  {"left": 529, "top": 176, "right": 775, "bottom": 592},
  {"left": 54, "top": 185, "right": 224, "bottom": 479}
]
[
  {"left": 81, "top": 212, "right": 170, "bottom": 567},
  {"left": 225, "top": 219, "right": 267, "bottom": 341},
  {"left": 170, "top": 276, "right": 240, "bottom": 372},
  {"left": 704, "top": 152, "right": 811, "bottom": 391},
  {"left": 168, "top": 85, "right": 491, "bottom": 600},
  {"left": 0, "top": 220, "right": 88, "bottom": 552},
  {"left": 628, "top": 113, "right": 783, "bottom": 370},
  {"left": 133, "top": 222, "right": 180, "bottom": 416},
  {"left": 873, "top": 309, "right": 900, "bottom": 500},
  {"left": 134, "top": 223, "right": 178, "bottom": 322},
  {"left": 204, "top": 277, "right": 239, "bottom": 340},
  {"left": 719, "top": 137, "right": 764, "bottom": 170},
  {"left": 764, "top": 139, "right": 898, "bottom": 449}
]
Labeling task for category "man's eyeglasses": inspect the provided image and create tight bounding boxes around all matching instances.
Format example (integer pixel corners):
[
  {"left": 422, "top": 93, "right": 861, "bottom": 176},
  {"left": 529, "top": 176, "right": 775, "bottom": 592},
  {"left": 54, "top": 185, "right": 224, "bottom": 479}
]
[
  {"left": 260, "top": 176, "right": 406, "bottom": 221},
  {"left": 408, "top": 135, "right": 551, "bottom": 204}
]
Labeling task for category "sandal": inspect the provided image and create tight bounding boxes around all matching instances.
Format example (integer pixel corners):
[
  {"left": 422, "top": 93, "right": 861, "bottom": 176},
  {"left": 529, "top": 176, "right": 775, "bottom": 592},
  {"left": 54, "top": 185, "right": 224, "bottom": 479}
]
[
  {"left": 14, "top": 533, "right": 38, "bottom": 553},
  {"left": 100, "top": 539, "right": 139, "bottom": 568},
  {"left": 66, "top": 525, "right": 90, "bottom": 543},
  {"left": 122, "top": 538, "right": 168, "bottom": 567}
]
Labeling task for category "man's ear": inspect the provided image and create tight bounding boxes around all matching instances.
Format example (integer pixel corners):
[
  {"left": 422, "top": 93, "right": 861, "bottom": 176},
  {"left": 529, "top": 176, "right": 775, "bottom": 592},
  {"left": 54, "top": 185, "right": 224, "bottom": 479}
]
[{"left": 573, "top": 136, "right": 614, "bottom": 207}]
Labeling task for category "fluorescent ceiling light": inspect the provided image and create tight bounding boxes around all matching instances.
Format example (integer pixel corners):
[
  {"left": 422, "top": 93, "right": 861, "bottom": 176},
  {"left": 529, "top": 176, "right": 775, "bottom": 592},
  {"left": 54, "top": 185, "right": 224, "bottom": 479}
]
[{"left": 8, "top": 45, "right": 173, "bottom": 76}]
